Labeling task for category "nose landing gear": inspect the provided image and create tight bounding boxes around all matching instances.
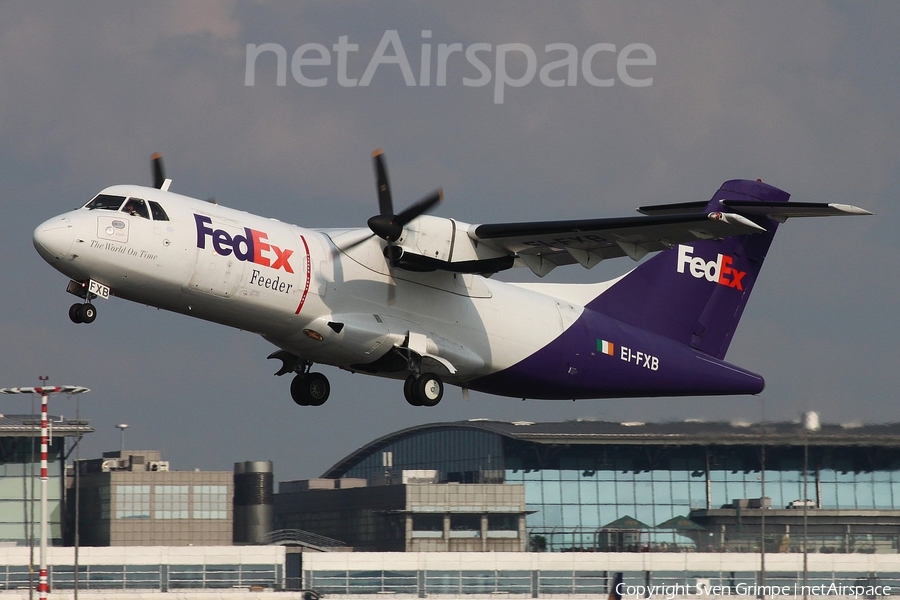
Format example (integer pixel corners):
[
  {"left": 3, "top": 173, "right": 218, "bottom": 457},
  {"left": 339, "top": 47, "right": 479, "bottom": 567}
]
[
  {"left": 65, "top": 279, "right": 105, "bottom": 324},
  {"left": 68, "top": 302, "right": 97, "bottom": 324}
]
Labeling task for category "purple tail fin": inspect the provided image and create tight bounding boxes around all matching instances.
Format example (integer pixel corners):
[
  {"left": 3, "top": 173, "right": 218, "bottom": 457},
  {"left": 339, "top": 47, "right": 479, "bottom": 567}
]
[{"left": 587, "top": 179, "right": 789, "bottom": 360}]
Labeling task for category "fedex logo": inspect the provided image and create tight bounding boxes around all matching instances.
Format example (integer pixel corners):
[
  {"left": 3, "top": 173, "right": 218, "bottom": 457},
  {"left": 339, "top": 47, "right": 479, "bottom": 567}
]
[
  {"left": 676, "top": 245, "right": 745, "bottom": 290},
  {"left": 194, "top": 214, "right": 294, "bottom": 273}
]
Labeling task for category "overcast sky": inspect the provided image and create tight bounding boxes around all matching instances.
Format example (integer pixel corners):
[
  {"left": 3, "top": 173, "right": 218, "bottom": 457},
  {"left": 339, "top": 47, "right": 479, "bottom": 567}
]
[{"left": 1, "top": 2, "right": 898, "bottom": 481}]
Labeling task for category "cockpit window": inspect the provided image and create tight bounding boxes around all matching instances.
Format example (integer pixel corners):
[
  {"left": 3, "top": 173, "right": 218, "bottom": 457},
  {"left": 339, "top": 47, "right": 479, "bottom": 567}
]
[
  {"left": 121, "top": 197, "right": 150, "bottom": 219},
  {"left": 84, "top": 194, "right": 126, "bottom": 211},
  {"left": 148, "top": 200, "right": 169, "bottom": 221}
]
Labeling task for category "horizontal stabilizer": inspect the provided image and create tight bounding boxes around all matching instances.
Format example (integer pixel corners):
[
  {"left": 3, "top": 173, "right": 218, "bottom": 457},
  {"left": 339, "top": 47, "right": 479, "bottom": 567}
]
[
  {"left": 639, "top": 200, "right": 871, "bottom": 220},
  {"left": 720, "top": 200, "right": 873, "bottom": 222}
]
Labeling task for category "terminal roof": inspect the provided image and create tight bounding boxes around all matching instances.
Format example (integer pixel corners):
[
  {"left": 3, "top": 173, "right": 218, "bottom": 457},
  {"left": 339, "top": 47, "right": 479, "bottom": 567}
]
[{"left": 324, "top": 419, "right": 900, "bottom": 478}]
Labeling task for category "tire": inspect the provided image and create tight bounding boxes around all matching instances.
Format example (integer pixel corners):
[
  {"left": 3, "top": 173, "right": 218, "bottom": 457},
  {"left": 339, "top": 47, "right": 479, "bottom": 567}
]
[
  {"left": 290, "top": 375, "right": 308, "bottom": 405},
  {"left": 305, "top": 372, "right": 330, "bottom": 406},
  {"left": 81, "top": 303, "right": 97, "bottom": 324},
  {"left": 290, "top": 373, "right": 330, "bottom": 406},
  {"left": 404, "top": 375, "right": 422, "bottom": 406},
  {"left": 69, "top": 304, "right": 84, "bottom": 324},
  {"left": 414, "top": 373, "right": 443, "bottom": 407}
]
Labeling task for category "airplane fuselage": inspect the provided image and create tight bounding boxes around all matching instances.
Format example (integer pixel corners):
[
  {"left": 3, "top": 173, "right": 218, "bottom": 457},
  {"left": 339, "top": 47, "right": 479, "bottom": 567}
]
[{"left": 34, "top": 183, "right": 771, "bottom": 404}]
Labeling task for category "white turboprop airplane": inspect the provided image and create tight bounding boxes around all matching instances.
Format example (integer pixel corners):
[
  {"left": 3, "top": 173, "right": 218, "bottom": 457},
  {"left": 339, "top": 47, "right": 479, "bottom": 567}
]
[{"left": 33, "top": 152, "right": 870, "bottom": 406}]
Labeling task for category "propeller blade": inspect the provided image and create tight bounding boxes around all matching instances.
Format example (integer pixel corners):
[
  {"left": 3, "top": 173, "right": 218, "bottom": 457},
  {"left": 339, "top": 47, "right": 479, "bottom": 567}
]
[
  {"left": 331, "top": 230, "right": 376, "bottom": 257},
  {"left": 387, "top": 280, "right": 396, "bottom": 305},
  {"left": 151, "top": 152, "right": 166, "bottom": 189},
  {"left": 386, "top": 244, "right": 397, "bottom": 306},
  {"left": 373, "top": 149, "right": 393, "bottom": 216},
  {"left": 361, "top": 149, "right": 443, "bottom": 302},
  {"left": 330, "top": 230, "right": 397, "bottom": 305},
  {"left": 394, "top": 189, "right": 443, "bottom": 227}
]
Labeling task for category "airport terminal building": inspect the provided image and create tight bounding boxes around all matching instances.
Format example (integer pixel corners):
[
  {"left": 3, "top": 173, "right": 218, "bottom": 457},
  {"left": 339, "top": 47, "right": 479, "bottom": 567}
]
[
  {"left": 5, "top": 413, "right": 900, "bottom": 597},
  {"left": 315, "top": 418, "right": 900, "bottom": 553}
]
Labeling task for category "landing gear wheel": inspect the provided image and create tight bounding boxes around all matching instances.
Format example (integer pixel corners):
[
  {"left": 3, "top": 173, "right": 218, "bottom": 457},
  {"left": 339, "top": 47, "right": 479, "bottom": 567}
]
[
  {"left": 290, "top": 372, "right": 330, "bottom": 406},
  {"left": 305, "top": 373, "right": 330, "bottom": 406},
  {"left": 69, "top": 304, "right": 84, "bottom": 324},
  {"left": 415, "top": 373, "right": 443, "bottom": 407},
  {"left": 404, "top": 375, "right": 423, "bottom": 406},
  {"left": 405, "top": 372, "right": 443, "bottom": 407},
  {"left": 69, "top": 303, "right": 97, "bottom": 324},
  {"left": 81, "top": 303, "right": 97, "bottom": 324}
]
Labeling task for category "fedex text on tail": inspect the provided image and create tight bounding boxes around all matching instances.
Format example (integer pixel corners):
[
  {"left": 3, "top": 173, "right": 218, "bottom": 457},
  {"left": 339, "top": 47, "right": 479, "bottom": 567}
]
[{"left": 676, "top": 244, "right": 745, "bottom": 290}]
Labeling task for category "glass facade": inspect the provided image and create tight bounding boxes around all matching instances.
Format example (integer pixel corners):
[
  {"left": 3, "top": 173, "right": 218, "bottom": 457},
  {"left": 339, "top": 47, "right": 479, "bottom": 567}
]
[
  {"left": 192, "top": 485, "right": 228, "bottom": 519},
  {"left": 109, "top": 484, "right": 228, "bottom": 521},
  {"left": 329, "top": 423, "right": 900, "bottom": 553},
  {"left": 116, "top": 485, "right": 151, "bottom": 519},
  {"left": 154, "top": 485, "right": 189, "bottom": 519},
  {"left": 0, "top": 437, "right": 65, "bottom": 545}
]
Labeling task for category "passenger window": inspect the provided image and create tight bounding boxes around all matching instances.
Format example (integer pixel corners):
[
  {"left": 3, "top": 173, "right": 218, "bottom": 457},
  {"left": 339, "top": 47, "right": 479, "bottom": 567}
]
[
  {"left": 148, "top": 201, "right": 169, "bottom": 221},
  {"left": 84, "top": 194, "right": 126, "bottom": 211},
  {"left": 121, "top": 197, "right": 150, "bottom": 219}
]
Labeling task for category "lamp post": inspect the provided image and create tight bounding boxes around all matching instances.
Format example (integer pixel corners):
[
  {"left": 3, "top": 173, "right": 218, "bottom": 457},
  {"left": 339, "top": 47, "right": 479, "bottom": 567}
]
[
  {"left": 801, "top": 411, "right": 820, "bottom": 600},
  {"left": 1, "top": 384, "right": 90, "bottom": 600},
  {"left": 116, "top": 423, "right": 129, "bottom": 453}
]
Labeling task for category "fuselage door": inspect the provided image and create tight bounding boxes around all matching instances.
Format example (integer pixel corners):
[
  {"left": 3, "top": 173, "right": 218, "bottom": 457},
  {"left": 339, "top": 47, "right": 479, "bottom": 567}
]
[{"left": 185, "top": 216, "right": 245, "bottom": 298}]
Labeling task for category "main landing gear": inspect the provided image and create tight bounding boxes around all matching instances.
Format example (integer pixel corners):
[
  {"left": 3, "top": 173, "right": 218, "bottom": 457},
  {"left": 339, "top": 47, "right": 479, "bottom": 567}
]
[
  {"left": 268, "top": 350, "right": 444, "bottom": 407},
  {"left": 290, "top": 372, "right": 330, "bottom": 406},
  {"left": 268, "top": 351, "right": 331, "bottom": 406},
  {"left": 403, "top": 372, "right": 444, "bottom": 407},
  {"left": 396, "top": 346, "right": 444, "bottom": 407},
  {"left": 69, "top": 302, "right": 97, "bottom": 324}
]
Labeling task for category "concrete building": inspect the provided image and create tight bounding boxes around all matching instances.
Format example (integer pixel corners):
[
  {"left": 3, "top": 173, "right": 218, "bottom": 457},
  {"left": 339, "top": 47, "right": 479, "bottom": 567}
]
[
  {"left": 233, "top": 460, "right": 275, "bottom": 545},
  {"left": 73, "top": 450, "right": 232, "bottom": 546},
  {"left": 274, "top": 472, "right": 528, "bottom": 552}
]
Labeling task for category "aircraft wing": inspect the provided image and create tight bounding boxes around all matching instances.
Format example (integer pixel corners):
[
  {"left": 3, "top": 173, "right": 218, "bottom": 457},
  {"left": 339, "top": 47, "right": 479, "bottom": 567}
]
[{"left": 469, "top": 211, "right": 766, "bottom": 274}]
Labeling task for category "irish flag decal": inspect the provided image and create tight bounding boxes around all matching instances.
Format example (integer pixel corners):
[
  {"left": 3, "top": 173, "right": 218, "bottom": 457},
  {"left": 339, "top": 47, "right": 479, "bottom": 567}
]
[{"left": 597, "top": 339, "right": 615, "bottom": 356}]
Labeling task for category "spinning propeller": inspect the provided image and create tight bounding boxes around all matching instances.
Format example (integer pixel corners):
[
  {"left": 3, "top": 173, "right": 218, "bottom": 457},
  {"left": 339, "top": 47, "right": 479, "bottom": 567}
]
[
  {"left": 337, "top": 150, "right": 443, "bottom": 302},
  {"left": 367, "top": 149, "right": 443, "bottom": 243}
]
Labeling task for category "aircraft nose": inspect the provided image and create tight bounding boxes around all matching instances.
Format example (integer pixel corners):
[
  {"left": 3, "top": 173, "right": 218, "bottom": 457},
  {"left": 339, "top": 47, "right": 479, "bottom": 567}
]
[{"left": 33, "top": 217, "right": 74, "bottom": 262}]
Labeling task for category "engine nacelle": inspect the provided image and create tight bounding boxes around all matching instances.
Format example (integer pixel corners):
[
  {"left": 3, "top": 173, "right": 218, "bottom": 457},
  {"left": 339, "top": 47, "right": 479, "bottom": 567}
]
[{"left": 395, "top": 215, "right": 512, "bottom": 273}]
